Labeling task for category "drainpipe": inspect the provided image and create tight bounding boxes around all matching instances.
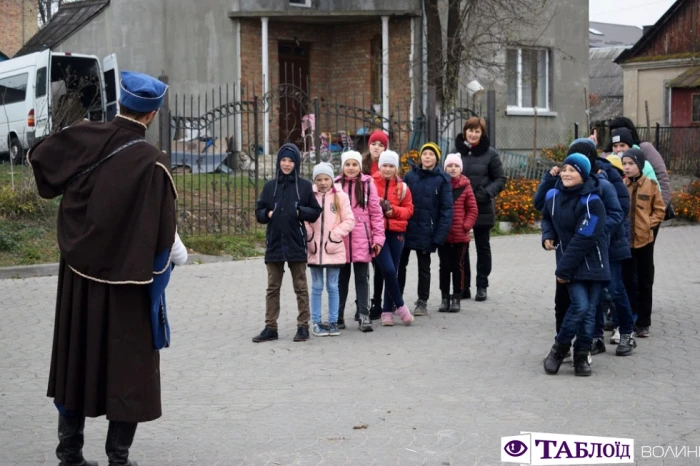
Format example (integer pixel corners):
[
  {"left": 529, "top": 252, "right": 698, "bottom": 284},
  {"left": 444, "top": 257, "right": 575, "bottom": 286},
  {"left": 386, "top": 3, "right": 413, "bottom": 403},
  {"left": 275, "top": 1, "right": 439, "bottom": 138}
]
[
  {"left": 421, "top": 2, "right": 428, "bottom": 118},
  {"left": 409, "top": 17, "right": 415, "bottom": 123},
  {"left": 261, "top": 17, "right": 269, "bottom": 156},
  {"left": 235, "top": 19, "right": 242, "bottom": 152},
  {"left": 382, "top": 15, "right": 390, "bottom": 133}
]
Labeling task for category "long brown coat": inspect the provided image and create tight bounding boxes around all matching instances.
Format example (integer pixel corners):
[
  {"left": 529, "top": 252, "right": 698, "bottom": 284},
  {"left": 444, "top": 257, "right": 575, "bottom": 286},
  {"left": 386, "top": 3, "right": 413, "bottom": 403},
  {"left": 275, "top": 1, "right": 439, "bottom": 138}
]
[
  {"left": 29, "top": 116, "right": 177, "bottom": 422},
  {"left": 625, "top": 175, "right": 665, "bottom": 249}
]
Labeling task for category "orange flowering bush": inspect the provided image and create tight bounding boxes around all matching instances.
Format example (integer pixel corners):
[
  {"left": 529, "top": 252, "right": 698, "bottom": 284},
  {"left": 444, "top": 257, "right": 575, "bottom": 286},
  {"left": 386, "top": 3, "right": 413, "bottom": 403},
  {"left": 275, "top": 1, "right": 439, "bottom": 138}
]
[
  {"left": 400, "top": 150, "right": 420, "bottom": 175},
  {"left": 671, "top": 180, "right": 700, "bottom": 222},
  {"left": 540, "top": 144, "right": 569, "bottom": 163},
  {"left": 495, "top": 177, "right": 542, "bottom": 228}
]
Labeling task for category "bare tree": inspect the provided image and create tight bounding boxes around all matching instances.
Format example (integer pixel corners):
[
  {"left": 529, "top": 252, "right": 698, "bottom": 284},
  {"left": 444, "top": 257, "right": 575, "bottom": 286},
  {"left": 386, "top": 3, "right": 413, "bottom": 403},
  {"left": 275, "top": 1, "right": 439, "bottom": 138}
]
[
  {"left": 37, "top": 0, "right": 81, "bottom": 26},
  {"left": 424, "top": 0, "right": 554, "bottom": 110}
]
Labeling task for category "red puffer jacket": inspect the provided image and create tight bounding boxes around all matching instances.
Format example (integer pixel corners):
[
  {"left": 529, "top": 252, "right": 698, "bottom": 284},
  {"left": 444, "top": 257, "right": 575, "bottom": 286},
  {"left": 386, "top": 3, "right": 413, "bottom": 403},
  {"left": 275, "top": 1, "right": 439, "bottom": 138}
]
[
  {"left": 447, "top": 174, "right": 478, "bottom": 243},
  {"left": 371, "top": 172, "right": 414, "bottom": 232}
]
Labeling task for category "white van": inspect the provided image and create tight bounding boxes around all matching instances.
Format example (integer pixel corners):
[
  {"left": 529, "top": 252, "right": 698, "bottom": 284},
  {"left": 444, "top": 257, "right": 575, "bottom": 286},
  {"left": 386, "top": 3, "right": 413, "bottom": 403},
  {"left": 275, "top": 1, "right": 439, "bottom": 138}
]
[{"left": 0, "top": 50, "right": 119, "bottom": 164}]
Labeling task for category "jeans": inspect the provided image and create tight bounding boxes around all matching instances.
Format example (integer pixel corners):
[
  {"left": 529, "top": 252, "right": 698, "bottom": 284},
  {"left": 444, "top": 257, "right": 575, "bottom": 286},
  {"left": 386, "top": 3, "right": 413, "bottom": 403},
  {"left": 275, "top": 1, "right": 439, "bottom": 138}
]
[
  {"left": 338, "top": 262, "right": 370, "bottom": 322},
  {"left": 464, "top": 226, "right": 492, "bottom": 289},
  {"left": 594, "top": 261, "right": 635, "bottom": 337},
  {"left": 374, "top": 231, "right": 406, "bottom": 311},
  {"left": 622, "top": 242, "right": 655, "bottom": 327},
  {"left": 398, "top": 248, "right": 432, "bottom": 302},
  {"left": 310, "top": 267, "right": 340, "bottom": 324},
  {"left": 265, "top": 262, "right": 310, "bottom": 330},
  {"left": 438, "top": 242, "right": 468, "bottom": 295},
  {"left": 556, "top": 281, "right": 602, "bottom": 351}
]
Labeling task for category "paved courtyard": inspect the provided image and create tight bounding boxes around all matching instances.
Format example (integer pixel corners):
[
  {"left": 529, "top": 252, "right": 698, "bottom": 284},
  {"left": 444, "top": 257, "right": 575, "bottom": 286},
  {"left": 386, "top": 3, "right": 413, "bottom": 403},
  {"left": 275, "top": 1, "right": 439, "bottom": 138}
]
[{"left": 1, "top": 225, "right": 699, "bottom": 465}]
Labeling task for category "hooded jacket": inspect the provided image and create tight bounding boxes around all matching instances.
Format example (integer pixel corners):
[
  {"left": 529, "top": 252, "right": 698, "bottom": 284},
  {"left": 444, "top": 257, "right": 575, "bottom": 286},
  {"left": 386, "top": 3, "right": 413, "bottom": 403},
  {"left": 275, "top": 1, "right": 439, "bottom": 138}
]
[
  {"left": 305, "top": 184, "right": 355, "bottom": 267},
  {"left": 625, "top": 175, "right": 666, "bottom": 249},
  {"left": 371, "top": 171, "right": 414, "bottom": 233},
  {"left": 334, "top": 172, "right": 386, "bottom": 263},
  {"left": 402, "top": 161, "right": 453, "bottom": 251},
  {"left": 455, "top": 133, "right": 506, "bottom": 228},
  {"left": 255, "top": 143, "right": 322, "bottom": 263},
  {"left": 446, "top": 174, "right": 478, "bottom": 243},
  {"left": 541, "top": 177, "right": 610, "bottom": 282}
]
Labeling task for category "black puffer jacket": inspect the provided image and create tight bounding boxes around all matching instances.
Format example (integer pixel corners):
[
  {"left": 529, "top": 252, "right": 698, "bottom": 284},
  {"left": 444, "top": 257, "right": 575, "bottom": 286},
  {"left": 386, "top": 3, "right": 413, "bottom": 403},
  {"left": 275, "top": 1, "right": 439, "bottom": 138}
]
[{"left": 455, "top": 134, "right": 507, "bottom": 228}]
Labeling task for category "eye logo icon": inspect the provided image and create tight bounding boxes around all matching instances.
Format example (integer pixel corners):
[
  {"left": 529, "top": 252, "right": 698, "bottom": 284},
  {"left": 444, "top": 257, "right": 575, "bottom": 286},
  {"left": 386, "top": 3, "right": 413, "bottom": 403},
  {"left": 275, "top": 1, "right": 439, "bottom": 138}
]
[{"left": 504, "top": 440, "right": 528, "bottom": 457}]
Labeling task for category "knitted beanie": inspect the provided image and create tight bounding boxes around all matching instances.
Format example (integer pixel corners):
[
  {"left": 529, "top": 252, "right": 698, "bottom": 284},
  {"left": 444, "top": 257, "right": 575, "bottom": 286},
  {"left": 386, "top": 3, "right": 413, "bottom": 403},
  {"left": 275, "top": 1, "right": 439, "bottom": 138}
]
[
  {"left": 605, "top": 154, "right": 624, "bottom": 173},
  {"left": 368, "top": 130, "right": 389, "bottom": 148},
  {"left": 562, "top": 153, "right": 591, "bottom": 181},
  {"left": 621, "top": 148, "right": 646, "bottom": 174},
  {"left": 378, "top": 150, "right": 399, "bottom": 168},
  {"left": 420, "top": 142, "right": 442, "bottom": 161},
  {"left": 443, "top": 153, "right": 463, "bottom": 171},
  {"left": 312, "top": 162, "right": 334, "bottom": 181},
  {"left": 341, "top": 150, "right": 363, "bottom": 169},
  {"left": 611, "top": 128, "right": 634, "bottom": 149}
]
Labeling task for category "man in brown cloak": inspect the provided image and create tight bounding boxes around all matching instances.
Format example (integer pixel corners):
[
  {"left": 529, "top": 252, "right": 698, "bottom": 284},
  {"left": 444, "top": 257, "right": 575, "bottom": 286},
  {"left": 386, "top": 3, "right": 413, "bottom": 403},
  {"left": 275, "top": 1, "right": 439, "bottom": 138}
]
[{"left": 28, "top": 71, "right": 176, "bottom": 466}]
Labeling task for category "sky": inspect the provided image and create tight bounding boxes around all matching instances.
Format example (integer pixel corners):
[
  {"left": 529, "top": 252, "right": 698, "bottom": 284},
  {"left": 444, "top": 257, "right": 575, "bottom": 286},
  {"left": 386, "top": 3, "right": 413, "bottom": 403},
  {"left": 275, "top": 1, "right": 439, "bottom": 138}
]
[{"left": 589, "top": 0, "right": 678, "bottom": 27}]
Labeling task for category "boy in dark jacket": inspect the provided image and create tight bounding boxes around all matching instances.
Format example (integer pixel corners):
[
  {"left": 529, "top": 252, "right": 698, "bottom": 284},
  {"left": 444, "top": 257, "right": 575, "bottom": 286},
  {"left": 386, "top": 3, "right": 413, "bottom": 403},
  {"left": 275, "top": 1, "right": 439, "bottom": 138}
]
[
  {"left": 541, "top": 153, "right": 609, "bottom": 377},
  {"left": 253, "top": 144, "right": 322, "bottom": 343},
  {"left": 397, "top": 142, "right": 453, "bottom": 316}
]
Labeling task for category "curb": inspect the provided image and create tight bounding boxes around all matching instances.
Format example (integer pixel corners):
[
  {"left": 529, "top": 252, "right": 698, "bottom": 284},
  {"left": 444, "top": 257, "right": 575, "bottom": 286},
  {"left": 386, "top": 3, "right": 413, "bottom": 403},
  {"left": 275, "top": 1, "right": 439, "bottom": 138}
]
[{"left": 0, "top": 253, "right": 254, "bottom": 280}]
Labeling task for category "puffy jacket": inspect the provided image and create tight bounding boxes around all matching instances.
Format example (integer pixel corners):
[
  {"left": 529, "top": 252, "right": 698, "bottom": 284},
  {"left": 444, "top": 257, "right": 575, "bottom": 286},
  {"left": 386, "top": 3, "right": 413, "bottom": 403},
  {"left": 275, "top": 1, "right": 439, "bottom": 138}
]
[
  {"left": 455, "top": 133, "right": 506, "bottom": 228},
  {"left": 334, "top": 173, "right": 386, "bottom": 263},
  {"left": 371, "top": 172, "right": 414, "bottom": 233},
  {"left": 597, "top": 157, "right": 631, "bottom": 262},
  {"left": 305, "top": 184, "right": 355, "bottom": 267},
  {"left": 541, "top": 177, "right": 610, "bottom": 282},
  {"left": 625, "top": 175, "right": 666, "bottom": 249},
  {"left": 403, "top": 162, "right": 453, "bottom": 252},
  {"left": 639, "top": 142, "right": 671, "bottom": 205},
  {"left": 446, "top": 174, "right": 478, "bottom": 243},
  {"left": 255, "top": 145, "right": 322, "bottom": 263}
]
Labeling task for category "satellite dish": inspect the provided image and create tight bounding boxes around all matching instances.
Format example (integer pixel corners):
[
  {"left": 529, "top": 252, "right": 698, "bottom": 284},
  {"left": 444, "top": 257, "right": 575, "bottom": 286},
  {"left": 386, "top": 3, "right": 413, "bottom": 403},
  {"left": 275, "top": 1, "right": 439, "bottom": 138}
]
[{"left": 466, "top": 80, "right": 484, "bottom": 95}]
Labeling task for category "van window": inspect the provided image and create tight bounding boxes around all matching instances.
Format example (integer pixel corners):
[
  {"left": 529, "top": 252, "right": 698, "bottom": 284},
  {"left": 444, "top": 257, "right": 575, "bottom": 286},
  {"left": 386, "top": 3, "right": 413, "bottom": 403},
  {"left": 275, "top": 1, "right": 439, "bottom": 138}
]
[
  {"left": 0, "top": 73, "right": 29, "bottom": 105},
  {"left": 36, "top": 67, "right": 47, "bottom": 98},
  {"left": 104, "top": 69, "right": 116, "bottom": 102}
]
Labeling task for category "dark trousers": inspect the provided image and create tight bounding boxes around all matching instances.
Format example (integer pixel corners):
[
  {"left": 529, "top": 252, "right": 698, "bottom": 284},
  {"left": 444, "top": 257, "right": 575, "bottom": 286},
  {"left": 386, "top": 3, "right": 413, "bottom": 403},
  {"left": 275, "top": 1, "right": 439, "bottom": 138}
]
[
  {"left": 554, "top": 280, "right": 571, "bottom": 334},
  {"left": 594, "top": 260, "right": 635, "bottom": 337},
  {"left": 265, "top": 262, "right": 310, "bottom": 330},
  {"left": 438, "top": 242, "right": 467, "bottom": 296},
  {"left": 398, "top": 248, "right": 432, "bottom": 302},
  {"left": 464, "top": 226, "right": 492, "bottom": 289},
  {"left": 372, "top": 258, "right": 384, "bottom": 306},
  {"left": 338, "top": 262, "right": 370, "bottom": 322},
  {"left": 374, "top": 231, "right": 406, "bottom": 311},
  {"left": 622, "top": 242, "right": 655, "bottom": 327}
]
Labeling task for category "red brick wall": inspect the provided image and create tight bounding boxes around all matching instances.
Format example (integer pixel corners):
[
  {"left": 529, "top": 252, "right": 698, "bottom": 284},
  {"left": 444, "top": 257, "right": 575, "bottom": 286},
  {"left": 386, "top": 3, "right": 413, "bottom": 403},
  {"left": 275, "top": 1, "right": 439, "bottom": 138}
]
[
  {"left": 239, "top": 17, "right": 414, "bottom": 154},
  {"left": 671, "top": 87, "right": 700, "bottom": 126},
  {"left": 0, "top": 0, "right": 38, "bottom": 57}
]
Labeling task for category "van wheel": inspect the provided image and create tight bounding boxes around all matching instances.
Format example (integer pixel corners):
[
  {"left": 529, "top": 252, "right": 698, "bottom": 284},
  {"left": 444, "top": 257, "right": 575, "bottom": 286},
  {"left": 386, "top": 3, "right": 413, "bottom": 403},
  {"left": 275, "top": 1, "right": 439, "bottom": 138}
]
[{"left": 9, "top": 137, "right": 24, "bottom": 165}]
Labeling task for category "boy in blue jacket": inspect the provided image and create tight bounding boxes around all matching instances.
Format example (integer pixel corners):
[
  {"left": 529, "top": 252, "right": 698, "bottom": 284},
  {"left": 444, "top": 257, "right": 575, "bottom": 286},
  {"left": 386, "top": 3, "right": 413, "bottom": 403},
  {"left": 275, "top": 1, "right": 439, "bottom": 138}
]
[
  {"left": 253, "top": 144, "right": 322, "bottom": 343},
  {"left": 541, "top": 153, "right": 610, "bottom": 377}
]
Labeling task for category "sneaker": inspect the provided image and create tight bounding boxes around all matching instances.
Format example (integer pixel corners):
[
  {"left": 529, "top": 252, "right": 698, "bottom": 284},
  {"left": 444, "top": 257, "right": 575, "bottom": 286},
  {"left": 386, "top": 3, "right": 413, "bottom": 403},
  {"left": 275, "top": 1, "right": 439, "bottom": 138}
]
[
  {"left": 395, "top": 305, "right": 414, "bottom": 325},
  {"left": 610, "top": 327, "right": 620, "bottom": 345},
  {"left": 337, "top": 319, "right": 346, "bottom": 330},
  {"left": 635, "top": 326, "right": 650, "bottom": 338},
  {"left": 369, "top": 299, "right": 383, "bottom": 321},
  {"left": 590, "top": 338, "right": 606, "bottom": 355},
  {"left": 328, "top": 323, "right": 340, "bottom": 336},
  {"left": 475, "top": 287, "right": 487, "bottom": 301},
  {"left": 252, "top": 327, "right": 279, "bottom": 343},
  {"left": 413, "top": 300, "right": 428, "bottom": 316},
  {"left": 358, "top": 314, "right": 373, "bottom": 332},
  {"left": 381, "top": 312, "right": 394, "bottom": 326},
  {"left": 460, "top": 288, "right": 471, "bottom": 300},
  {"left": 616, "top": 334, "right": 636, "bottom": 356},
  {"left": 312, "top": 323, "right": 329, "bottom": 337},
  {"left": 293, "top": 326, "right": 310, "bottom": 342}
]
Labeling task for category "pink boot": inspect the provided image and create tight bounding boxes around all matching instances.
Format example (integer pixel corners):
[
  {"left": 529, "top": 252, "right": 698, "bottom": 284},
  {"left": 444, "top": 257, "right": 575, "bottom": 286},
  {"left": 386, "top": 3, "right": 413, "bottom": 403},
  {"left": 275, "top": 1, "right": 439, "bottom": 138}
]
[
  {"left": 395, "top": 305, "right": 414, "bottom": 325},
  {"left": 381, "top": 312, "right": 394, "bottom": 326}
]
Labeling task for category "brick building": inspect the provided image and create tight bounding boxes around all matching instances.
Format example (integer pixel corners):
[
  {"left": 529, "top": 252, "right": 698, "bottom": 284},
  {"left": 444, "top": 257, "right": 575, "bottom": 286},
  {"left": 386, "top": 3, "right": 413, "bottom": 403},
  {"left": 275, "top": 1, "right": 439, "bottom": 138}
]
[{"left": 0, "top": 0, "right": 38, "bottom": 58}]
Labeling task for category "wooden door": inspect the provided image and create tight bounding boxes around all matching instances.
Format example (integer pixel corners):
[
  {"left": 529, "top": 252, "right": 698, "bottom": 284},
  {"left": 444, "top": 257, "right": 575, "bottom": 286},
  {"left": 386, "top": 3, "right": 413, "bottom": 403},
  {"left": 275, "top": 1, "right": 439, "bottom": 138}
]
[{"left": 278, "top": 42, "right": 310, "bottom": 148}]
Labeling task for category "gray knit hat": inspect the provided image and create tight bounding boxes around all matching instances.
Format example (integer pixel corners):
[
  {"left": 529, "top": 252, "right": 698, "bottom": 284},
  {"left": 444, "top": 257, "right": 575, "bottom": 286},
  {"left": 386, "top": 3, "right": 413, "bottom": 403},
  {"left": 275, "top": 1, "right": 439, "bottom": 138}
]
[{"left": 312, "top": 162, "right": 334, "bottom": 180}]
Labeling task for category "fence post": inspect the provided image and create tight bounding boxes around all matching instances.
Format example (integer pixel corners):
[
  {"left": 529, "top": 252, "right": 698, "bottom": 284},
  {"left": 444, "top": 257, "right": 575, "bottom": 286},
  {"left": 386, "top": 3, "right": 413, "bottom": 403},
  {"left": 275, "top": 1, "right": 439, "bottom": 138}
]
[
  {"left": 253, "top": 95, "right": 260, "bottom": 202},
  {"left": 487, "top": 89, "right": 496, "bottom": 146},
  {"left": 314, "top": 98, "right": 321, "bottom": 164},
  {"left": 574, "top": 122, "right": 579, "bottom": 140},
  {"left": 655, "top": 122, "right": 660, "bottom": 147},
  {"left": 158, "top": 73, "right": 170, "bottom": 163}
]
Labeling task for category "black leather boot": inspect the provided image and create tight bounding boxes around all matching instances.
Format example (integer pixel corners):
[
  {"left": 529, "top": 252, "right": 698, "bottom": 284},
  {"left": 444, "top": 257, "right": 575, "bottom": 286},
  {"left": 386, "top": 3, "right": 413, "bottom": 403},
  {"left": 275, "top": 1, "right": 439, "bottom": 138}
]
[
  {"left": 543, "top": 342, "right": 569, "bottom": 375},
  {"left": 460, "top": 288, "right": 471, "bottom": 300},
  {"left": 105, "top": 421, "right": 139, "bottom": 466},
  {"left": 57, "top": 413, "right": 98, "bottom": 466},
  {"left": 573, "top": 351, "right": 592, "bottom": 377},
  {"left": 369, "top": 298, "right": 383, "bottom": 321},
  {"left": 449, "top": 294, "right": 461, "bottom": 312},
  {"left": 438, "top": 294, "right": 450, "bottom": 312}
]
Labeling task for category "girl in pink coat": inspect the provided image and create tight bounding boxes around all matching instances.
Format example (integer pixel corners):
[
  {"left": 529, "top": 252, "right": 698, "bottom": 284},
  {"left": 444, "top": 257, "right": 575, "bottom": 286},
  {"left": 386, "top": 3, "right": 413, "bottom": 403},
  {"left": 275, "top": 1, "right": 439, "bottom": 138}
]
[
  {"left": 306, "top": 163, "right": 355, "bottom": 337},
  {"left": 334, "top": 151, "right": 386, "bottom": 332}
]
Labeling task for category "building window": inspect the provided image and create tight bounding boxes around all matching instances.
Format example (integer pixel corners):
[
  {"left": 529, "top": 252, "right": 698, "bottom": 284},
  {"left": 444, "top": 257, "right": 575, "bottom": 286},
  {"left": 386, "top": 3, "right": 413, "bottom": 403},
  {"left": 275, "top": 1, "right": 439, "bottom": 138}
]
[
  {"left": 289, "top": 0, "right": 312, "bottom": 6},
  {"left": 506, "top": 47, "right": 551, "bottom": 112},
  {"left": 663, "top": 81, "right": 671, "bottom": 125},
  {"left": 692, "top": 94, "right": 700, "bottom": 123},
  {"left": 370, "top": 35, "right": 383, "bottom": 106}
]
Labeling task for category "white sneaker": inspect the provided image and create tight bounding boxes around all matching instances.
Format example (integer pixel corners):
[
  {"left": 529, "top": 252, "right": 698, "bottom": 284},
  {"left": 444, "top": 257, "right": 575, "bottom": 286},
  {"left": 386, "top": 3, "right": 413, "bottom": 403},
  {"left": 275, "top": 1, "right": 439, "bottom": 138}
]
[{"left": 610, "top": 327, "right": 620, "bottom": 345}]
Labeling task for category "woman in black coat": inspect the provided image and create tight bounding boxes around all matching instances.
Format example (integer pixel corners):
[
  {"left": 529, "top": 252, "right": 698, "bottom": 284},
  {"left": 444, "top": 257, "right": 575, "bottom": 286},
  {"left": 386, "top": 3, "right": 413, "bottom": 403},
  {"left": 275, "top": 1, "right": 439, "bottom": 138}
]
[{"left": 454, "top": 117, "right": 506, "bottom": 301}]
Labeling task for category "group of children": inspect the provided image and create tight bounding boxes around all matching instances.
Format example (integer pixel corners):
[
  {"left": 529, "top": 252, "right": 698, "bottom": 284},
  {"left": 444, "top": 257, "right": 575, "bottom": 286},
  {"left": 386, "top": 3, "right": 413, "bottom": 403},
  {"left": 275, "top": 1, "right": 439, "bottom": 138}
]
[
  {"left": 536, "top": 133, "right": 665, "bottom": 376},
  {"left": 252, "top": 128, "right": 480, "bottom": 342}
]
